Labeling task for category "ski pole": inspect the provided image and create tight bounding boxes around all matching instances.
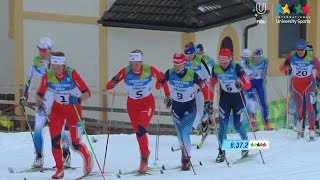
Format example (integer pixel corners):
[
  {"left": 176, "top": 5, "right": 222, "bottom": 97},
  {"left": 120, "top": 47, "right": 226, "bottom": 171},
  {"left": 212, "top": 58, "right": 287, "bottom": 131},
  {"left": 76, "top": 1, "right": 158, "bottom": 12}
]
[
  {"left": 0, "top": 104, "right": 18, "bottom": 115},
  {"left": 216, "top": 120, "right": 230, "bottom": 167},
  {"left": 73, "top": 105, "right": 105, "bottom": 180},
  {"left": 154, "top": 91, "right": 162, "bottom": 165},
  {"left": 174, "top": 121, "right": 196, "bottom": 175},
  {"left": 22, "top": 106, "right": 36, "bottom": 150},
  {"left": 285, "top": 68, "right": 291, "bottom": 129},
  {"left": 103, "top": 90, "right": 116, "bottom": 173},
  {"left": 239, "top": 91, "right": 265, "bottom": 164}
]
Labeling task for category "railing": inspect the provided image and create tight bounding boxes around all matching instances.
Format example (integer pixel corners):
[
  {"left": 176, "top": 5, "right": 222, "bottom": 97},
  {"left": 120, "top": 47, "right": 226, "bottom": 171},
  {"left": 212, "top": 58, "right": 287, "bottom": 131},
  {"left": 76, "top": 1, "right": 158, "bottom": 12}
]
[{"left": 0, "top": 92, "right": 176, "bottom": 135}]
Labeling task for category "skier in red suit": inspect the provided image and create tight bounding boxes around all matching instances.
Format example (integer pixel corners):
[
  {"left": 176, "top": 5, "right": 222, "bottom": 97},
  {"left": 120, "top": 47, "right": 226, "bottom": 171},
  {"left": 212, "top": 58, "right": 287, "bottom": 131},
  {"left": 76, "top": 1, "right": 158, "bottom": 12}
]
[
  {"left": 36, "top": 52, "right": 93, "bottom": 179},
  {"left": 106, "top": 49, "right": 170, "bottom": 174},
  {"left": 280, "top": 39, "right": 320, "bottom": 140}
]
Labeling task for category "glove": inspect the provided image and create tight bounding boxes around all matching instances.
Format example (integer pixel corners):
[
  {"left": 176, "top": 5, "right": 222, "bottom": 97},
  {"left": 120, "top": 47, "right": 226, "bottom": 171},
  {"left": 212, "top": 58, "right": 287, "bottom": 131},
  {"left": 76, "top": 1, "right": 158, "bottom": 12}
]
[
  {"left": 69, "top": 95, "right": 81, "bottom": 105},
  {"left": 112, "top": 75, "right": 120, "bottom": 85},
  {"left": 36, "top": 101, "right": 46, "bottom": 116},
  {"left": 19, "top": 96, "right": 28, "bottom": 106},
  {"left": 164, "top": 96, "right": 172, "bottom": 109},
  {"left": 204, "top": 101, "right": 213, "bottom": 116},
  {"left": 235, "top": 80, "right": 242, "bottom": 90}
]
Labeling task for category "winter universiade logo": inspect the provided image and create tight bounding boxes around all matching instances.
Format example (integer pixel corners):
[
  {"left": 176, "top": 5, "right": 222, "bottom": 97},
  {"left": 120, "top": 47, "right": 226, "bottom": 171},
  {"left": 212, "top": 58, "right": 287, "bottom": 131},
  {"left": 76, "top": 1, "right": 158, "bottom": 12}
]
[
  {"left": 252, "top": 3, "right": 270, "bottom": 24},
  {"left": 275, "top": 3, "right": 311, "bottom": 24}
]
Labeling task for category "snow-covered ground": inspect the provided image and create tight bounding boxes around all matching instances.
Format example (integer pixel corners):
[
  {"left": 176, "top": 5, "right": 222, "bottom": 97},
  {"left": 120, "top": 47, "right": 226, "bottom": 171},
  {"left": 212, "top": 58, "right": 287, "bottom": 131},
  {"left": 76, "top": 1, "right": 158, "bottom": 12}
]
[{"left": 1, "top": 127, "right": 320, "bottom": 180}]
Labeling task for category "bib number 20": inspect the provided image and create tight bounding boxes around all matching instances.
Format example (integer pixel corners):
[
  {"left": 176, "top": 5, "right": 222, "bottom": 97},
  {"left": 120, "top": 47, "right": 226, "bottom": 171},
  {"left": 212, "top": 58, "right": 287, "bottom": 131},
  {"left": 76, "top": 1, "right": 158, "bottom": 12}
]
[{"left": 296, "top": 70, "right": 307, "bottom": 77}]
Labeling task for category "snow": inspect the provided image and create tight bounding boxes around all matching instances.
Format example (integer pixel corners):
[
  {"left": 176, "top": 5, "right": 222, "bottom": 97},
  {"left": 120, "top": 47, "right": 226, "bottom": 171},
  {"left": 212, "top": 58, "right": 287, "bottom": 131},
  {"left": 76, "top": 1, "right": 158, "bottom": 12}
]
[{"left": 2, "top": 127, "right": 320, "bottom": 180}]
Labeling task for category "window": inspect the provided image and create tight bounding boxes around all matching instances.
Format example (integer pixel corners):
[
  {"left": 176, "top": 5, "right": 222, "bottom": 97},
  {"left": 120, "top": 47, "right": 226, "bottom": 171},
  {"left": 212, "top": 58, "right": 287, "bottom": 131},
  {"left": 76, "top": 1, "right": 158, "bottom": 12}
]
[
  {"left": 220, "top": 36, "right": 233, "bottom": 52},
  {"left": 278, "top": 0, "right": 307, "bottom": 58}
]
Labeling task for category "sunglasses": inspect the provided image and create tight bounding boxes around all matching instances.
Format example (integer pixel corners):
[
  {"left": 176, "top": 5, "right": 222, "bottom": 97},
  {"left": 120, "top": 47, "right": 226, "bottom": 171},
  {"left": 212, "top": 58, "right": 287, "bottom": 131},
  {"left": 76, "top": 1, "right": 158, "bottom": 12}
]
[
  {"left": 296, "top": 48, "right": 305, "bottom": 51},
  {"left": 38, "top": 48, "right": 49, "bottom": 53}
]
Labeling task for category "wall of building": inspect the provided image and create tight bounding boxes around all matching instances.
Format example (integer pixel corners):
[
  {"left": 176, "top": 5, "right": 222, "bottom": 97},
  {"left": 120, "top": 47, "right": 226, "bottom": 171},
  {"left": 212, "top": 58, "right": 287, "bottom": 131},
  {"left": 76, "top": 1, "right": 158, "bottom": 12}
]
[
  {"left": 5, "top": 0, "right": 317, "bottom": 127},
  {"left": 22, "top": 0, "right": 101, "bottom": 119},
  {"left": 0, "top": 0, "right": 15, "bottom": 89}
]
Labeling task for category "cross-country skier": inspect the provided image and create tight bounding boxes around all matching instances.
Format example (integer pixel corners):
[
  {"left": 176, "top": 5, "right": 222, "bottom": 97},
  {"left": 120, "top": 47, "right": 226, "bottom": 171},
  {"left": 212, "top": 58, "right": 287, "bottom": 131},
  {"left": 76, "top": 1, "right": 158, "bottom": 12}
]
[
  {"left": 238, "top": 48, "right": 273, "bottom": 131},
  {"left": 36, "top": 52, "right": 93, "bottom": 179},
  {"left": 195, "top": 43, "right": 218, "bottom": 135},
  {"left": 156, "top": 53, "right": 213, "bottom": 170},
  {"left": 184, "top": 42, "right": 213, "bottom": 137},
  {"left": 19, "top": 37, "right": 71, "bottom": 168},
  {"left": 306, "top": 43, "right": 319, "bottom": 130},
  {"left": 106, "top": 49, "right": 170, "bottom": 174},
  {"left": 280, "top": 39, "right": 320, "bottom": 140},
  {"left": 210, "top": 48, "right": 252, "bottom": 163}
]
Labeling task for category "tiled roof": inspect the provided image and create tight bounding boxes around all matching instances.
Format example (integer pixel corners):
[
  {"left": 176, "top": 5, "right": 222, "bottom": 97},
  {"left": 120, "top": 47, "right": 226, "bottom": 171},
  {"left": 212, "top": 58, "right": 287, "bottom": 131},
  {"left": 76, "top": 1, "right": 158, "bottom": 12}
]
[{"left": 98, "top": 0, "right": 257, "bottom": 32}]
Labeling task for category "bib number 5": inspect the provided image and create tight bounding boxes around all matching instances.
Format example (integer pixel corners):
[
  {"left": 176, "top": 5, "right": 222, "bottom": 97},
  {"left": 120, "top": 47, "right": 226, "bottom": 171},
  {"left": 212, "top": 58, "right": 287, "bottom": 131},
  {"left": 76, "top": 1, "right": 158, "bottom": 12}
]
[{"left": 136, "top": 90, "right": 143, "bottom": 98}]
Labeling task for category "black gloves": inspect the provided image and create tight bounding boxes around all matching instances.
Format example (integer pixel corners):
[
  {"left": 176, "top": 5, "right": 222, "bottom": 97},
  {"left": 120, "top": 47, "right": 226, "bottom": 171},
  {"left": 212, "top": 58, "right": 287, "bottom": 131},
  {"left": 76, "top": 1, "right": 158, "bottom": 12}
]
[
  {"left": 164, "top": 96, "right": 172, "bottom": 109},
  {"left": 204, "top": 101, "right": 213, "bottom": 115}
]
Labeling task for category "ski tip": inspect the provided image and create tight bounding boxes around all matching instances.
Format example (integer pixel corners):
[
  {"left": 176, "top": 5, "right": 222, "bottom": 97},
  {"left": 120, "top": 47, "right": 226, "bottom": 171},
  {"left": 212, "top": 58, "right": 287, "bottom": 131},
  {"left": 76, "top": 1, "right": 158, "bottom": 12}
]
[
  {"left": 161, "top": 164, "right": 166, "bottom": 170},
  {"left": 171, "top": 147, "right": 174, "bottom": 151},
  {"left": 116, "top": 174, "right": 121, "bottom": 178},
  {"left": 160, "top": 170, "right": 164, "bottom": 174},
  {"left": 199, "top": 161, "right": 203, "bottom": 166},
  {"left": 196, "top": 145, "right": 200, "bottom": 149}
]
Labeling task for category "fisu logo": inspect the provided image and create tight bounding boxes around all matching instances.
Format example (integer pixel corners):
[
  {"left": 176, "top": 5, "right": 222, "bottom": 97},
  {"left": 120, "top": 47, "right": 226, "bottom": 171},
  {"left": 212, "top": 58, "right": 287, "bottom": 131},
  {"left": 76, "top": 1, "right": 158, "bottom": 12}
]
[
  {"left": 256, "top": 3, "right": 267, "bottom": 24},
  {"left": 256, "top": 3, "right": 267, "bottom": 15}
]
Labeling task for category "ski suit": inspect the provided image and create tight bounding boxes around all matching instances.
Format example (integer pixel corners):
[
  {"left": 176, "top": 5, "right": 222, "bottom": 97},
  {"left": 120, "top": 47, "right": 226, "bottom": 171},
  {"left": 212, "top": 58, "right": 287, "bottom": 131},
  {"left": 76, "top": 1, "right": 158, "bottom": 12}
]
[
  {"left": 238, "top": 57, "right": 269, "bottom": 122},
  {"left": 162, "top": 68, "right": 212, "bottom": 156},
  {"left": 211, "top": 62, "right": 251, "bottom": 147},
  {"left": 185, "top": 54, "right": 215, "bottom": 129},
  {"left": 37, "top": 67, "right": 91, "bottom": 168},
  {"left": 24, "top": 56, "right": 69, "bottom": 155},
  {"left": 106, "top": 64, "right": 170, "bottom": 158},
  {"left": 280, "top": 51, "right": 320, "bottom": 130}
]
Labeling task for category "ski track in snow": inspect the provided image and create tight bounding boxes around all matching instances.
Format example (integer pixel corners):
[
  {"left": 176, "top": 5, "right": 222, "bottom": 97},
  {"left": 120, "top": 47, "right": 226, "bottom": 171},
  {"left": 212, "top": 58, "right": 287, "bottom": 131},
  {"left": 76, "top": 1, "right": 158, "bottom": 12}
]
[{"left": 1, "top": 127, "right": 320, "bottom": 180}]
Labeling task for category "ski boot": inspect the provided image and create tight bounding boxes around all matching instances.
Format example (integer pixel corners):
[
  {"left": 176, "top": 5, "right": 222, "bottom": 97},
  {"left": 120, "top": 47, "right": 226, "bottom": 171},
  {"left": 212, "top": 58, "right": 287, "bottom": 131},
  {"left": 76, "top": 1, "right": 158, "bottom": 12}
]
[
  {"left": 84, "top": 152, "right": 93, "bottom": 174},
  {"left": 264, "top": 122, "right": 274, "bottom": 131},
  {"left": 52, "top": 166, "right": 64, "bottom": 179},
  {"left": 32, "top": 153, "right": 44, "bottom": 168},
  {"left": 63, "top": 150, "right": 71, "bottom": 167},
  {"left": 138, "top": 157, "right": 148, "bottom": 174},
  {"left": 250, "top": 122, "right": 259, "bottom": 132},
  {"left": 309, "top": 130, "right": 315, "bottom": 141},
  {"left": 181, "top": 156, "right": 191, "bottom": 171},
  {"left": 215, "top": 149, "right": 225, "bottom": 163},
  {"left": 296, "top": 120, "right": 303, "bottom": 139}
]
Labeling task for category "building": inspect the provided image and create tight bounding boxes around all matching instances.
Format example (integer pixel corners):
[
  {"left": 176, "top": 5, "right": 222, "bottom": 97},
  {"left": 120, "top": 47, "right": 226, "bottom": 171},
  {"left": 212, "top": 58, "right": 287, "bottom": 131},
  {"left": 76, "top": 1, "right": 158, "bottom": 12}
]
[{"left": 1, "top": 0, "right": 320, "bottom": 132}]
